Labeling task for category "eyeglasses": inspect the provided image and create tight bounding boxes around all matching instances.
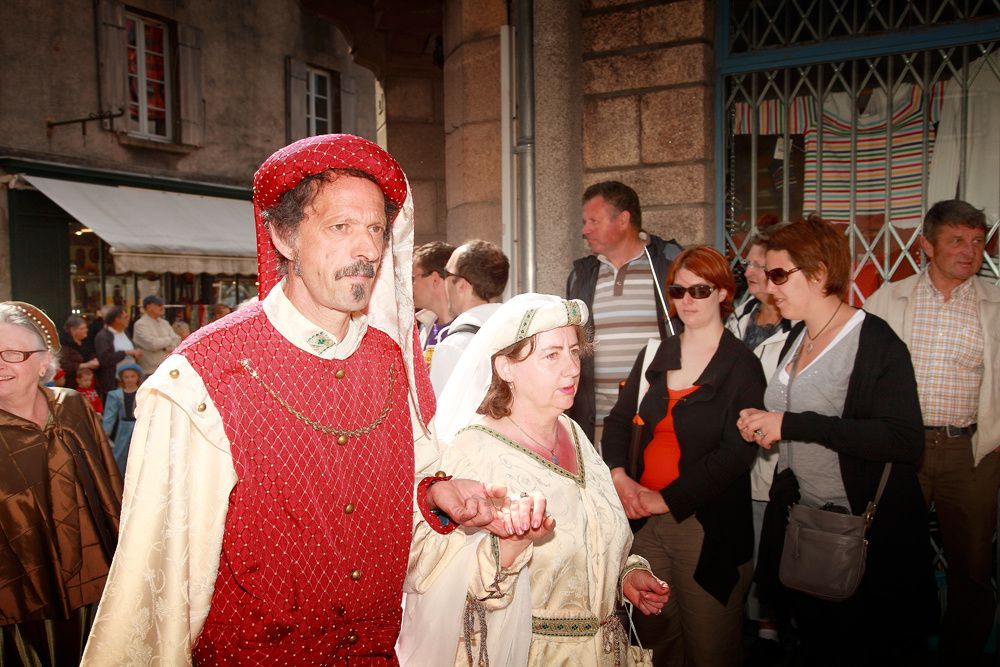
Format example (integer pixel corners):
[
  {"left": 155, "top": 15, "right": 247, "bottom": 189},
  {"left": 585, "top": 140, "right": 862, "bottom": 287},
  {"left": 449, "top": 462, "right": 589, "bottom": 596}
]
[
  {"left": 440, "top": 269, "right": 466, "bottom": 282},
  {"left": 764, "top": 266, "right": 802, "bottom": 285},
  {"left": 0, "top": 349, "right": 47, "bottom": 363},
  {"left": 666, "top": 284, "right": 715, "bottom": 300},
  {"left": 742, "top": 259, "right": 766, "bottom": 272}
]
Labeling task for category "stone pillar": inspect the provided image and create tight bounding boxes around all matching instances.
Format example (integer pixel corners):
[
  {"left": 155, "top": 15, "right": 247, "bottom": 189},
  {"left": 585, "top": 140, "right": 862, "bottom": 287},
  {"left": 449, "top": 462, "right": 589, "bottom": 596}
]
[
  {"left": 0, "top": 187, "right": 10, "bottom": 300},
  {"left": 582, "top": 0, "right": 715, "bottom": 245},
  {"left": 384, "top": 74, "right": 447, "bottom": 243},
  {"left": 442, "top": 0, "right": 506, "bottom": 245},
  {"left": 534, "top": 0, "right": 584, "bottom": 295}
]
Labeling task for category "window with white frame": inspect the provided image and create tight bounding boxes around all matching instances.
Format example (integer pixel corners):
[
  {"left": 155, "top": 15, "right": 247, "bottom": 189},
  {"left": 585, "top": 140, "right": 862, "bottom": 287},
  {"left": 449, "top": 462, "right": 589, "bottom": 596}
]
[
  {"left": 126, "top": 12, "right": 172, "bottom": 140},
  {"left": 306, "top": 66, "right": 341, "bottom": 136}
]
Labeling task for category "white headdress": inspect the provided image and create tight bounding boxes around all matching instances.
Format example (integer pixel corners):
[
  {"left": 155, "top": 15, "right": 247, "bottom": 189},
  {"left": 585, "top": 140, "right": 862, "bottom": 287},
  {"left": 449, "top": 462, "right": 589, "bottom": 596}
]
[{"left": 434, "top": 293, "right": 589, "bottom": 442}]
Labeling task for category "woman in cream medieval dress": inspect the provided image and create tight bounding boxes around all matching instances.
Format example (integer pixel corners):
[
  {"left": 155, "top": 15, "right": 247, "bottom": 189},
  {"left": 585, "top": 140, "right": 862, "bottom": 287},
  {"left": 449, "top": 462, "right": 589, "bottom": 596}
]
[{"left": 399, "top": 294, "right": 669, "bottom": 666}]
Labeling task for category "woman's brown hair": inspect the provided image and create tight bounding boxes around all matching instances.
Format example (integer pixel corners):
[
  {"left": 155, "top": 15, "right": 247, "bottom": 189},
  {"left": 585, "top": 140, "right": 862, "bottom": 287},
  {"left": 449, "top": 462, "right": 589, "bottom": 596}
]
[{"left": 764, "top": 213, "right": 851, "bottom": 299}]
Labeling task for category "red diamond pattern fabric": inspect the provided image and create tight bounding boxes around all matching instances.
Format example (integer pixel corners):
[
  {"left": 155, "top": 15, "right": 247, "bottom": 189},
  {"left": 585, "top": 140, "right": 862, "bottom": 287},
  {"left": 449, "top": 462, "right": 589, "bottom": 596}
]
[
  {"left": 252, "top": 134, "right": 408, "bottom": 298},
  {"left": 180, "top": 303, "right": 415, "bottom": 665}
]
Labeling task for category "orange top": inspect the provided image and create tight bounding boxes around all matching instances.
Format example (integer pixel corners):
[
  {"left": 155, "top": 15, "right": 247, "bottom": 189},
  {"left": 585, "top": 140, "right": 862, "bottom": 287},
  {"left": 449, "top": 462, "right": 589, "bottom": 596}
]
[{"left": 639, "top": 385, "right": 700, "bottom": 492}]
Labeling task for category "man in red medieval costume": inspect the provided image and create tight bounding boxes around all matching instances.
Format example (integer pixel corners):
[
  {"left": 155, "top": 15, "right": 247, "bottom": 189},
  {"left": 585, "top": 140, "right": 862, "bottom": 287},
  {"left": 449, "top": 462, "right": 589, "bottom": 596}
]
[{"left": 81, "top": 134, "right": 524, "bottom": 664}]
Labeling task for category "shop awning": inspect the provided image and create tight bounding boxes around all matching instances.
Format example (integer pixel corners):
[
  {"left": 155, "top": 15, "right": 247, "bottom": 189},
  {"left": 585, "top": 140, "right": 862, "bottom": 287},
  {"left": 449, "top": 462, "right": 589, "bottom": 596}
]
[{"left": 23, "top": 174, "right": 257, "bottom": 275}]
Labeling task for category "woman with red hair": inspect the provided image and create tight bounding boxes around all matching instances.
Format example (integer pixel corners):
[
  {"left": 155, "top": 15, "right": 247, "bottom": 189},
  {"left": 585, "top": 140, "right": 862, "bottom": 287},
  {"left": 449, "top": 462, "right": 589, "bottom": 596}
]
[{"left": 603, "top": 245, "right": 766, "bottom": 666}]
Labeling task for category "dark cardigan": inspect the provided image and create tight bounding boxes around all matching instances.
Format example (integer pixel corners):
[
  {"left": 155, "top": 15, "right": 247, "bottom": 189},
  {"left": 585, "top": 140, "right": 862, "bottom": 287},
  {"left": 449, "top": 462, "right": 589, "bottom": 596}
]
[
  {"left": 604, "top": 327, "right": 766, "bottom": 604},
  {"left": 758, "top": 314, "right": 937, "bottom": 632}
]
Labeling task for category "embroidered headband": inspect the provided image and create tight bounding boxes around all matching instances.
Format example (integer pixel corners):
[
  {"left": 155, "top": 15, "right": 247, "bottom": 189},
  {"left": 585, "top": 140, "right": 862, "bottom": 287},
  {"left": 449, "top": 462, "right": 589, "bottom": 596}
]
[
  {"left": 1, "top": 301, "right": 61, "bottom": 353},
  {"left": 434, "top": 294, "right": 589, "bottom": 442},
  {"left": 493, "top": 297, "right": 588, "bottom": 356}
]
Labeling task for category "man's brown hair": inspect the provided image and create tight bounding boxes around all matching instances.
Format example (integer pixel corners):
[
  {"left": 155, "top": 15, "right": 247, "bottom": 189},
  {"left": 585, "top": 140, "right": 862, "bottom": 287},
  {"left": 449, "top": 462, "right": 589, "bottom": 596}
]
[
  {"left": 414, "top": 241, "right": 456, "bottom": 278},
  {"left": 453, "top": 240, "right": 509, "bottom": 302},
  {"left": 923, "top": 199, "right": 988, "bottom": 243}
]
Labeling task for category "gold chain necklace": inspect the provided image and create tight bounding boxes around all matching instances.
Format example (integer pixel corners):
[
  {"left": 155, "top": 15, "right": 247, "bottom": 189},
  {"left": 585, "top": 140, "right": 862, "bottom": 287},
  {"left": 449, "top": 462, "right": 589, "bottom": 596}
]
[
  {"left": 238, "top": 358, "right": 395, "bottom": 438},
  {"left": 804, "top": 301, "right": 843, "bottom": 353},
  {"left": 507, "top": 415, "right": 559, "bottom": 465}
]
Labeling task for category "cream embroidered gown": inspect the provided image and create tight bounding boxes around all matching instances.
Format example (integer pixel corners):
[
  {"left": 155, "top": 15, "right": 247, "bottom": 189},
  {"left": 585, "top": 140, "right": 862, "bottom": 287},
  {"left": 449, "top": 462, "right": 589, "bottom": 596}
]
[{"left": 418, "top": 415, "right": 646, "bottom": 666}]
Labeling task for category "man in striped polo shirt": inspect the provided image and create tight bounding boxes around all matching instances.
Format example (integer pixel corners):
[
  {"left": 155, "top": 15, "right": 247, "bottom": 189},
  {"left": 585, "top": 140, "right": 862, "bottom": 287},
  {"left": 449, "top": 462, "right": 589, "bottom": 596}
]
[{"left": 566, "top": 181, "right": 682, "bottom": 447}]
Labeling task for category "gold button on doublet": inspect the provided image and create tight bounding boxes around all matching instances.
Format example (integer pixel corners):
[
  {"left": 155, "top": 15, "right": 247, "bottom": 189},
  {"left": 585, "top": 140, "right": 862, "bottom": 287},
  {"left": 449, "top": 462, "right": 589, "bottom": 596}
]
[
  {"left": 169, "top": 369, "right": 180, "bottom": 378},
  {"left": 344, "top": 503, "right": 355, "bottom": 514},
  {"left": 335, "top": 369, "right": 345, "bottom": 379},
  {"left": 350, "top": 569, "right": 361, "bottom": 581},
  {"left": 346, "top": 632, "right": 359, "bottom": 644},
  {"left": 434, "top": 470, "right": 448, "bottom": 478},
  {"left": 337, "top": 435, "right": 348, "bottom": 446},
  {"left": 197, "top": 403, "right": 207, "bottom": 412}
]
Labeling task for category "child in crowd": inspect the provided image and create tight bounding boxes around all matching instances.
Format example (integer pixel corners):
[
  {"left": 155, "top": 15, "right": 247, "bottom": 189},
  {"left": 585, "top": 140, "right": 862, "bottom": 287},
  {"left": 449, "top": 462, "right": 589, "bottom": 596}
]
[
  {"left": 50, "top": 368, "right": 66, "bottom": 388},
  {"left": 76, "top": 367, "right": 103, "bottom": 414},
  {"left": 102, "top": 361, "right": 143, "bottom": 475}
]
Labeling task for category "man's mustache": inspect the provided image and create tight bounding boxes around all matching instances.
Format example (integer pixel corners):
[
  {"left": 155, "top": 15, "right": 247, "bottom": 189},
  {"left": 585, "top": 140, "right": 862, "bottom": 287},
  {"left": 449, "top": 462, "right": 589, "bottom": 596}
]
[{"left": 334, "top": 260, "right": 376, "bottom": 279}]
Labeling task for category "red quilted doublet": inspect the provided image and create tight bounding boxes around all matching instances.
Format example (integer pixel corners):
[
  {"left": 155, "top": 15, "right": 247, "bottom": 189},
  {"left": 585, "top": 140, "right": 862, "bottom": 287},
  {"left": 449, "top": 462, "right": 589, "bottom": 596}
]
[{"left": 181, "top": 303, "right": 416, "bottom": 665}]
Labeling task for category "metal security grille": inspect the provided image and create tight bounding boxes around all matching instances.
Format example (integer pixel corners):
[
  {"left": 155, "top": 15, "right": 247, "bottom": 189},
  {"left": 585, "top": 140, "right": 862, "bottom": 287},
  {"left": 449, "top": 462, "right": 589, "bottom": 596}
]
[
  {"left": 721, "top": 4, "right": 1000, "bottom": 305},
  {"left": 730, "top": 0, "right": 1000, "bottom": 52},
  {"left": 716, "top": 0, "right": 1000, "bottom": 612}
]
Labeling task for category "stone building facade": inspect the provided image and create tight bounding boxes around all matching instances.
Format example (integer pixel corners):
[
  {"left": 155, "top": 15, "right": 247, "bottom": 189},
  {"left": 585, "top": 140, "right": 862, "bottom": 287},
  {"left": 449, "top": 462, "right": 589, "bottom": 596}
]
[{"left": 1, "top": 0, "right": 717, "bottom": 315}]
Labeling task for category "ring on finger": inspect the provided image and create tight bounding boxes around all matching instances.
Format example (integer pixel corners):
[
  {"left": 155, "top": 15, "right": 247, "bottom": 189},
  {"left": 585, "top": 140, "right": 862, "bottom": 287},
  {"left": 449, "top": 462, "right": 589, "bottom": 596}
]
[{"left": 753, "top": 428, "right": 765, "bottom": 438}]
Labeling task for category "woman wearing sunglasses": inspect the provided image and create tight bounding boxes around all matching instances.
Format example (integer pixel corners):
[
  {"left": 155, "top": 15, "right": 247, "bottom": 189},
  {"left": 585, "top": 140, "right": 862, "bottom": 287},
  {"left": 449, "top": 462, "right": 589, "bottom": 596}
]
[
  {"left": 604, "top": 245, "right": 766, "bottom": 666},
  {"left": 737, "top": 215, "right": 935, "bottom": 665}
]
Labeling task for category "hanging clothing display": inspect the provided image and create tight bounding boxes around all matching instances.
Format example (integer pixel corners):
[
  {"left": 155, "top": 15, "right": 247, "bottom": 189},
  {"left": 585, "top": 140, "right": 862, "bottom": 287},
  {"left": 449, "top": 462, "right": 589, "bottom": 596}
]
[
  {"left": 927, "top": 52, "right": 1000, "bottom": 222},
  {"left": 803, "top": 83, "right": 943, "bottom": 229},
  {"left": 735, "top": 83, "right": 944, "bottom": 229}
]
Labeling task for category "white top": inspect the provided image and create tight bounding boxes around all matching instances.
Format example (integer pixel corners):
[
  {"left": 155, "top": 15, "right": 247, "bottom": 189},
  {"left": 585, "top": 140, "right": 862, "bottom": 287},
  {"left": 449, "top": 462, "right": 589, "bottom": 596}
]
[{"left": 430, "top": 303, "right": 502, "bottom": 395}]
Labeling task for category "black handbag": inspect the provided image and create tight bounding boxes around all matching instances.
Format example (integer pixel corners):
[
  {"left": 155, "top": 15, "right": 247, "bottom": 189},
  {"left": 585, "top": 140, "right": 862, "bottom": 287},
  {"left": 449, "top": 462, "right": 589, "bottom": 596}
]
[{"left": 776, "top": 340, "right": 892, "bottom": 602}]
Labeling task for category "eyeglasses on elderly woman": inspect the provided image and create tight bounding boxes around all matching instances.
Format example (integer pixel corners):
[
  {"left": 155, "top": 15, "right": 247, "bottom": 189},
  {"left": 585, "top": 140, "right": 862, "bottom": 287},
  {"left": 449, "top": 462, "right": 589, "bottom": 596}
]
[
  {"left": 764, "top": 266, "right": 802, "bottom": 285},
  {"left": 666, "top": 284, "right": 715, "bottom": 300},
  {"left": 0, "top": 349, "right": 47, "bottom": 363}
]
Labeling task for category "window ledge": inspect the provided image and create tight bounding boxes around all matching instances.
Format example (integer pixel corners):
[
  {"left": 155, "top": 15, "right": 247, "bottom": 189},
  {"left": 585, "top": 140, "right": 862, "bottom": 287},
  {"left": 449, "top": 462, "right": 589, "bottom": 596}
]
[{"left": 118, "top": 133, "right": 196, "bottom": 154}]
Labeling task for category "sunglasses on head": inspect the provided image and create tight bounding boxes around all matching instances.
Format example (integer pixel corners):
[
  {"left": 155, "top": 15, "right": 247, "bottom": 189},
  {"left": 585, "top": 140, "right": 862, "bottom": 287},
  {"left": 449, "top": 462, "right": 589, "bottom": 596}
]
[
  {"left": 764, "top": 266, "right": 802, "bottom": 285},
  {"left": 667, "top": 284, "right": 715, "bottom": 300}
]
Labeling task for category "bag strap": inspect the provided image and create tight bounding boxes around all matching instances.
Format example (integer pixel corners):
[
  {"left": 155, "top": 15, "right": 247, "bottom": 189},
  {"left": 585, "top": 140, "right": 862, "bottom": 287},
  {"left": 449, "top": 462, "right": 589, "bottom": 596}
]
[
  {"left": 446, "top": 323, "right": 481, "bottom": 336},
  {"left": 864, "top": 462, "right": 893, "bottom": 523},
  {"left": 636, "top": 338, "right": 661, "bottom": 412},
  {"left": 624, "top": 601, "right": 645, "bottom": 650}
]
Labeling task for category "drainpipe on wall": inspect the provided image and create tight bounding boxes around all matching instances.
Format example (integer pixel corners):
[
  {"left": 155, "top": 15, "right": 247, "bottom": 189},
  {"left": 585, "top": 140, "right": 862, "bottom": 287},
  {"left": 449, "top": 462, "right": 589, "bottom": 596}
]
[{"left": 515, "top": 0, "right": 536, "bottom": 293}]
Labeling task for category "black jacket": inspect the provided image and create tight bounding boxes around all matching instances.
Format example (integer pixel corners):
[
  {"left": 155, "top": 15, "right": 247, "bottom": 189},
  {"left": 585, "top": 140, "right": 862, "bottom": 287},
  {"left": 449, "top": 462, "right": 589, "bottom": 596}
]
[
  {"left": 566, "top": 234, "right": 683, "bottom": 442},
  {"left": 758, "top": 314, "right": 937, "bottom": 634},
  {"left": 604, "top": 328, "right": 766, "bottom": 604},
  {"left": 94, "top": 327, "right": 128, "bottom": 399}
]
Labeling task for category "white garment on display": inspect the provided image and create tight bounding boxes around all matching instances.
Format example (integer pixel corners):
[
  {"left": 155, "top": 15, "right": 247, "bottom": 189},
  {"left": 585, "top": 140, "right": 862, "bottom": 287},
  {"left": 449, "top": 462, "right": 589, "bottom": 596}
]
[{"left": 927, "top": 53, "right": 1000, "bottom": 222}]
